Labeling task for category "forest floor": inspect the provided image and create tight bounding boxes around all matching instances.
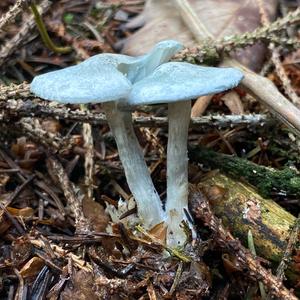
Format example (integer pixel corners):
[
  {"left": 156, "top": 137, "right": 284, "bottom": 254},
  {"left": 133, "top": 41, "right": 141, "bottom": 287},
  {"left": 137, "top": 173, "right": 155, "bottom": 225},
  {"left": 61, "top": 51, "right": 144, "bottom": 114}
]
[{"left": 0, "top": 0, "right": 300, "bottom": 299}]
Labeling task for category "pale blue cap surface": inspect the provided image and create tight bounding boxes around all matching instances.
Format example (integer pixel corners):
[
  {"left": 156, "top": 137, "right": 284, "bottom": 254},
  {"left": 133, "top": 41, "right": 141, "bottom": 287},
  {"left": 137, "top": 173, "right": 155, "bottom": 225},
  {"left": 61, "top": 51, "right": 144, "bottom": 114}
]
[
  {"left": 30, "top": 40, "right": 184, "bottom": 104},
  {"left": 128, "top": 62, "right": 244, "bottom": 105}
]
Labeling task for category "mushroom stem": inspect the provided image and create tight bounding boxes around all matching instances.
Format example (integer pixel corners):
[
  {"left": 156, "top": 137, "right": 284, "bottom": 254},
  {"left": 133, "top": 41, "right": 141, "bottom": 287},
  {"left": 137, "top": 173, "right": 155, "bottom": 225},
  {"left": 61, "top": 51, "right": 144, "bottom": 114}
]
[
  {"left": 166, "top": 100, "right": 192, "bottom": 246},
  {"left": 103, "top": 102, "right": 166, "bottom": 228}
]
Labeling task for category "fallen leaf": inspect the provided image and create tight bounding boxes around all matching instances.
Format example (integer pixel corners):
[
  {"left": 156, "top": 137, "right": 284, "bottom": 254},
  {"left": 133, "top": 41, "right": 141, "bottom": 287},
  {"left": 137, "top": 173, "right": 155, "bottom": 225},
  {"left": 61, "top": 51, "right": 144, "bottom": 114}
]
[
  {"left": 83, "top": 197, "right": 110, "bottom": 232},
  {"left": 61, "top": 270, "right": 98, "bottom": 300},
  {"left": 122, "top": 0, "right": 277, "bottom": 71},
  {"left": 149, "top": 221, "right": 167, "bottom": 245}
]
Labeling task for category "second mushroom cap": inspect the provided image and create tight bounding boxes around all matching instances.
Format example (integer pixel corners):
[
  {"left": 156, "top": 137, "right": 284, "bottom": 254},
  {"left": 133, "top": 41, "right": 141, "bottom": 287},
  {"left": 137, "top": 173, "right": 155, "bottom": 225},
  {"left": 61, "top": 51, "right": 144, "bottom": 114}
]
[{"left": 128, "top": 62, "right": 244, "bottom": 105}]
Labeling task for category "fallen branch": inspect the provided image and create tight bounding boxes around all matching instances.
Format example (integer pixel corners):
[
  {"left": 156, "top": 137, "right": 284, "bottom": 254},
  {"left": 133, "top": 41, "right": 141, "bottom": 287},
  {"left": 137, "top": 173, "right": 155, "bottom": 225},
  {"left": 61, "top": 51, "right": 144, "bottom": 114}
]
[
  {"left": 175, "top": 7, "right": 300, "bottom": 64},
  {"left": 0, "top": 84, "right": 270, "bottom": 129},
  {"left": 196, "top": 172, "right": 300, "bottom": 283},
  {"left": 46, "top": 156, "right": 90, "bottom": 234}
]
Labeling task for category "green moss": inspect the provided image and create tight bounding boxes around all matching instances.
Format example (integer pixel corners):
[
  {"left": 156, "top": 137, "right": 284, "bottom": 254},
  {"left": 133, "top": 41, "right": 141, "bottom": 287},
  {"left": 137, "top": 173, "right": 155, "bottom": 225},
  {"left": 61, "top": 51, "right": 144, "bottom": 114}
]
[{"left": 189, "top": 146, "right": 300, "bottom": 198}]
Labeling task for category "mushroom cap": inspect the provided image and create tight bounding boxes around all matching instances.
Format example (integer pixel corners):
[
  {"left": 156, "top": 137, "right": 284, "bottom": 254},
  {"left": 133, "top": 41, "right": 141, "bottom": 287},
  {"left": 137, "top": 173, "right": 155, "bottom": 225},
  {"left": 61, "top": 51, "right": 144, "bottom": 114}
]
[
  {"left": 30, "top": 57, "right": 132, "bottom": 104},
  {"left": 128, "top": 62, "right": 244, "bottom": 105},
  {"left": 30, "top": 40, "right": 184, "bottom": 104}
]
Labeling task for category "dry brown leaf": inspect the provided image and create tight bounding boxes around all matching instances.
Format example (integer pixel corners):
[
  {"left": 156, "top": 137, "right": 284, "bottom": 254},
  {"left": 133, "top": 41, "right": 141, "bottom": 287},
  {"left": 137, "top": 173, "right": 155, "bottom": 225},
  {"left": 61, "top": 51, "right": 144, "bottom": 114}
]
[
  {"left": 83, "top": 197, "right": 110, "bottom": 232},
  {"left": 123, "top": 0, "right": 277, "bottom": 71},
  {"left": 61, "top": 270, "right": 98, "bottom": 300},
  {"left": 221, "top": 91, "right": 245, "bottom": 114},
  {"left": 148, "top": 221, "right": 167, "bottom": 244},
  {"left": 19, "top": 257, "right": 44, "bottom": 278}
]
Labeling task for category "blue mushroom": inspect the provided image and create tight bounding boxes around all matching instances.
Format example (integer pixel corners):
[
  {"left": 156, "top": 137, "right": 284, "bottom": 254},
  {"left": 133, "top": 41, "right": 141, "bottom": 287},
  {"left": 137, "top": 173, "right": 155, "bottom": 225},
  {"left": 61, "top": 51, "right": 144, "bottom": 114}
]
[
  {"left": 30, "top": 40, "right": 243, "bottom": 246},
  {"left": 127, "top": 62, "right": 243, "bottom": 246}
]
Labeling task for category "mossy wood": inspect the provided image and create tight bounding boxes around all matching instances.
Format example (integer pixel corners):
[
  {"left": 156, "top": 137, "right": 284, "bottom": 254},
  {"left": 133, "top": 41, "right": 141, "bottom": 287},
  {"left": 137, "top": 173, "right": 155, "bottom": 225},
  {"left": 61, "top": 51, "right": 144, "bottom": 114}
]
[
  {"left": 189, "top": 146, "right": 300, "bottom": 198},
  {"left": 197, "top": 172, "right": 299, "bottom": 282}
]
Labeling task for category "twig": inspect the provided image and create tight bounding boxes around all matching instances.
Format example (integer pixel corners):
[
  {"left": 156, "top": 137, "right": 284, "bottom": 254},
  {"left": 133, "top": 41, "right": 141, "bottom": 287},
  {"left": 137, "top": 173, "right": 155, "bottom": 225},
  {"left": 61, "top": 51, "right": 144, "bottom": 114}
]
[
  {"left": 0, "top": 86, "right": 270, "bottom": 129},
  {"left": 218, "top": 7, "right": 300, "bottom": 52},
  {"left": 14, "top": 268, "right": 26, "bottom": 300},
  {"left": 172, "top": 0, "right": 212, "bottom": 42},
  {"left": 189, "top": 185, "right": 297, "bottom": 300},
  {"left": 46, "top": 156, "right": 90, "bottom": 233},
  {"left": 169, "top": 261, "right": 183, "bottom": 295},
  {"left": 0, "top": 0, "right": 30, "bottom": 32},
  {"left": 174, "top": 8, "right": 300, "bottom": 64},
  {"left": 267, "top": 215, "right": 300, "bottom": 300},
  {"left": 82, "top": 121, "right": 94, "bottom": 200},
  {"left": 0, "top": 0, "right": 52, "bottom": 68}
]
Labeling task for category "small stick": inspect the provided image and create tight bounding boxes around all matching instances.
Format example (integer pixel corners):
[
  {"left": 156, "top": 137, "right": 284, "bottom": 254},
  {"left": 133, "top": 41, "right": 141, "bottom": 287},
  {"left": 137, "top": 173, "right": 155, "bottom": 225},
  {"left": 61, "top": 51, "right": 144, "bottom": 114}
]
[
  {"left": 0, "top": 0, "right": 30, "bottom": 31},
  {"left": 169, "top": 261, "right": 183, "bottom": 295},
  {"left": 46, "top": 156, "right": 90, "bottom": 233},
  {"left": 256, "top": 0, "right": 299, "bottom": 105},
  {"left": 80, "top": 105, "right": 94, "bottom": 200},
  {"left": 0, "top": 0, "right": 52, "bottom": 67}
]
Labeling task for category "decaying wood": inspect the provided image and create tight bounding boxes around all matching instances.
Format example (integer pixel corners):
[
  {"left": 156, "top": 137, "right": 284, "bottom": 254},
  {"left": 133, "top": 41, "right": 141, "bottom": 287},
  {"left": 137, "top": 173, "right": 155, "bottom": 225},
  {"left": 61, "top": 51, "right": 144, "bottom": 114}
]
[
  {"left": 189, "top": 184, "right": 298, "bottom": 300},
  {"left": 189, "top": 146, "right": 300, "bottom": 198},
  {"left": 196, "top": 172, "right": 299, "bottom": 282}
]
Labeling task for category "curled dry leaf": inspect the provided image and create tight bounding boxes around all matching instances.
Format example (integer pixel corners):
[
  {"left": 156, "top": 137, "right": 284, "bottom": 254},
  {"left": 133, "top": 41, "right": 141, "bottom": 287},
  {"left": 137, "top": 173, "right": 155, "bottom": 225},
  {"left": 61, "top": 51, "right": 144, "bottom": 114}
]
[{"left": 122, "top": 0, "right": 277, "bottom": 71}]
